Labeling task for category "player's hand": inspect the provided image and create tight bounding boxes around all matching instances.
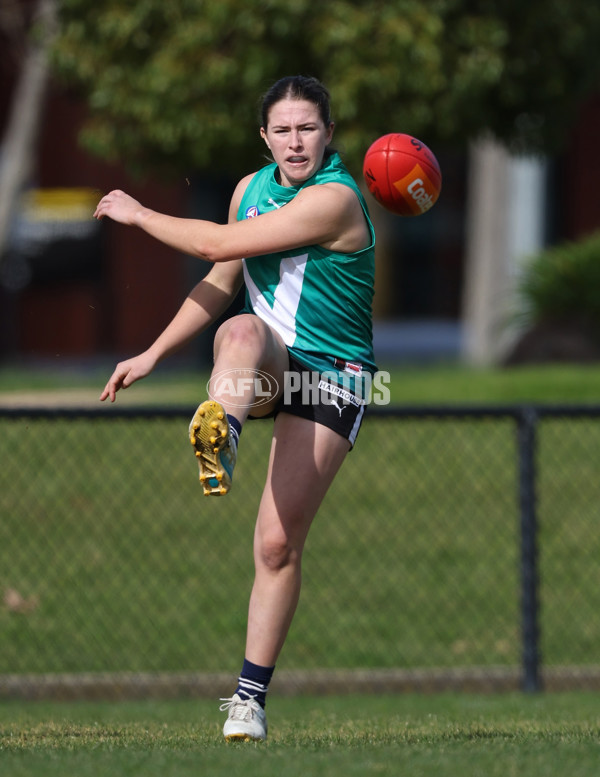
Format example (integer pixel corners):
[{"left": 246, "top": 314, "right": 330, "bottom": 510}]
[
  {"left": 100, "top": 352, "right": 157, "bottom": 402},
  {"left": 93, "top": 189, "right": 145, "bottom": 226}
]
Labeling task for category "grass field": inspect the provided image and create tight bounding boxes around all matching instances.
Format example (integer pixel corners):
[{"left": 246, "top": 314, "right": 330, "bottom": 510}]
[
  {"left": 1, "top": 692, "right": 599, "bottom": 776},
  {"left": 1, "top": 363, "right": 600, "bottom": 775}
]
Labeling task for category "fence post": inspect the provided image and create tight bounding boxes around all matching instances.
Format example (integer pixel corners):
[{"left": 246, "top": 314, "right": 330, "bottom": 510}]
[{"left": 517, "top": 406, "right": 542, "bottom": 692}]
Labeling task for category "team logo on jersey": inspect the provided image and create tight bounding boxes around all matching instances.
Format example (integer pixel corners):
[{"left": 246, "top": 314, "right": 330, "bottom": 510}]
[{"left": 245, "top": 205, "right": 260, "bottom": 219}]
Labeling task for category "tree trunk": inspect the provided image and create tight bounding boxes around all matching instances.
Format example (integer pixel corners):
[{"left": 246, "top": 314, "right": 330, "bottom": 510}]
[
  {"left": 461, "top": 137, "right": 547, "bottom": 365},
  {"left": 0, "top": 0, "right": 58, "bottom": 269}
]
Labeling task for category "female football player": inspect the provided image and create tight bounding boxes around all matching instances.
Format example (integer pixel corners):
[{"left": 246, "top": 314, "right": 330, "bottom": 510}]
[{"left": 95, "top": 75, "right": 376, "bottom": 741}]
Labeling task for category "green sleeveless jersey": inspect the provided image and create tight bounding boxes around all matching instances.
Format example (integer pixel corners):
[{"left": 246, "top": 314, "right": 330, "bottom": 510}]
[{"left": 238, "top": 152, "right": 377, "bottom": 378}]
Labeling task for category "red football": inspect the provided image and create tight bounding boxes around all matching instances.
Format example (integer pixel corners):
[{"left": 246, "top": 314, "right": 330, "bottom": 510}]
[{"left": 363, "top": 133, "right": 442, "bottom": 216}]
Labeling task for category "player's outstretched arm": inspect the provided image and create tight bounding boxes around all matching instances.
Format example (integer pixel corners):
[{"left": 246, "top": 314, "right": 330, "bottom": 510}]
[
  {"left": 100, "top": 260, "right": 243, "bottom": 402},
  {"left": 99, "top": 179, "right": 247, "bottom": 404},
  {"left": 94, "top": 178, "right": 368, "bottom": 262}
]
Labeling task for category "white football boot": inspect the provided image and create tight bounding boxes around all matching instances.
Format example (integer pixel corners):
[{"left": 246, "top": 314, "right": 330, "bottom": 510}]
[{"left": 220, "top": 694, "right": 268, "bottom": 742}]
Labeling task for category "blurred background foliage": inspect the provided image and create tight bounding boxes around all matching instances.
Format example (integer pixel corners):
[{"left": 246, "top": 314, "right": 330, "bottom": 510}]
[
  {"left": 515, "top": 233, "right": 600, "bottom": 355},
  {"left": 50, "top": 0, "right": 600, "bottom": 177}
]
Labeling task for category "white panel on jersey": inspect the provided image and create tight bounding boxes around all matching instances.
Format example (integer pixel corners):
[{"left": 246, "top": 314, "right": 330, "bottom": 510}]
[{"left": 243, "top": 254, "right": 309, "bottom": 347}]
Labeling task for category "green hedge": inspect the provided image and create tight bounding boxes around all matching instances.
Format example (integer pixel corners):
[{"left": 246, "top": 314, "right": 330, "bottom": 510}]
[{"left": 518, "top": 232, "right": 600, "bottom": 336}]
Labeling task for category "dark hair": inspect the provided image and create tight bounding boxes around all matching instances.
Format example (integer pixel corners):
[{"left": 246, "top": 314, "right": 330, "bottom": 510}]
[{"left": 260, "top": 76, "right": 333, "bottom": 129}]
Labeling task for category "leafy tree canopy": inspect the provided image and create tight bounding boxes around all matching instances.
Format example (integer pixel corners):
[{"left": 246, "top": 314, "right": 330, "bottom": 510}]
[{"left": 51, "top": 0, "right": 600, "bottom": 177}]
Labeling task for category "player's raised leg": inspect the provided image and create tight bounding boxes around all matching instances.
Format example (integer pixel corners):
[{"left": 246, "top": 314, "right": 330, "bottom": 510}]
[{"left": 189, "top": 314, "right": 288, "bottom": 495}]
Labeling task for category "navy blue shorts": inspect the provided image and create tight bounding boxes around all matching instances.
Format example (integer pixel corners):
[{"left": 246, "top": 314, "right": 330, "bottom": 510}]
[{"left": 251, "top": 354, "right": 367, "bottom": 448}]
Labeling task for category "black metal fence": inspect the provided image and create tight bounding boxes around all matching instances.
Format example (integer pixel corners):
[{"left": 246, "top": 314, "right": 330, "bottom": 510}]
[{"left": 1, "top": 405, "right": 599, "bottom": 700}]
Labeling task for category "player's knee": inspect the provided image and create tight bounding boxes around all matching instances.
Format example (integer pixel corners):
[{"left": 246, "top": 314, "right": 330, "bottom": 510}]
[
  {"left": 215, "top": 314, "right": 264, "bottom": 353},
  {"left": 257, "top": 534, "right": 298, "bottom": 572}
]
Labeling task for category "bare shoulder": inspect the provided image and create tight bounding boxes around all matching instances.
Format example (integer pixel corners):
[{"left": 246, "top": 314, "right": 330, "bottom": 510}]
[
  {"left": 297, "top": 180, "right": 359, "bottom": 206},
  {"left": 228, "top": 172, "right": 257, "bottom": 222},
  {"left": 292, "top": 182, "right": 370, "bottom": 253},
  {"left": 233, "top": 172, "right": 256, "bottom": 197},
  {"left": 295, "top": 181, "right": 365, "bottom": 222}
]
